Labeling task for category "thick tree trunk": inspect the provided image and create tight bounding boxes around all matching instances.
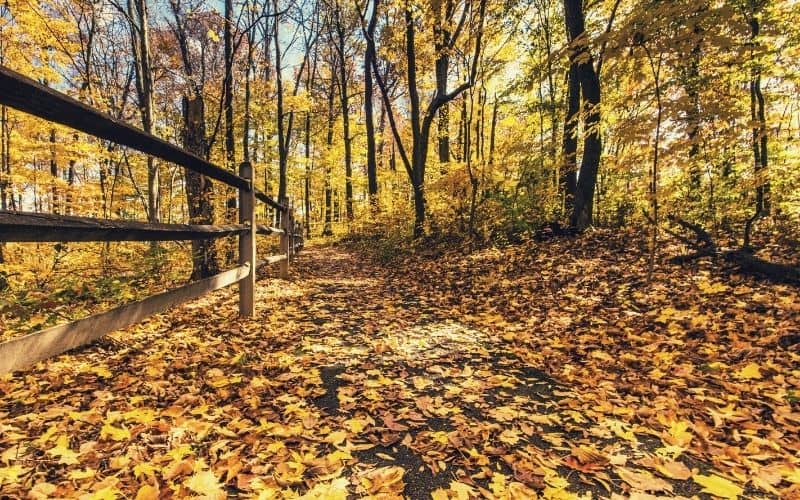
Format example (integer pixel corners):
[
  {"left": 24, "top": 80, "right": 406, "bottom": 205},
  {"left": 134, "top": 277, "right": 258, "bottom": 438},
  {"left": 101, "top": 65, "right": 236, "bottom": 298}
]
[
  {"left": 561, "top": 65, "right": 579, "bottom": 216},
  {"left": 434, "top": 0, "right": 454, "bottom": 163},
  {"left": 182, "top": 96, "right": 220, "bottom": 280},
  {"left": 572, "top": 67, "right": 601, "bottom": 229},
  {"left": 564, "top": 0, "right": 602, "bottom": 230}
]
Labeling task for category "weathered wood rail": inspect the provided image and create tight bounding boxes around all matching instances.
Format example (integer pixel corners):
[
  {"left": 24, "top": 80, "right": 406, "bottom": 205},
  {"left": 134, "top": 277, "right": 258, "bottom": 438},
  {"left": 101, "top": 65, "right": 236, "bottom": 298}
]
[{"left": 0, "top": 66, "right": 304, "bottom": 374}]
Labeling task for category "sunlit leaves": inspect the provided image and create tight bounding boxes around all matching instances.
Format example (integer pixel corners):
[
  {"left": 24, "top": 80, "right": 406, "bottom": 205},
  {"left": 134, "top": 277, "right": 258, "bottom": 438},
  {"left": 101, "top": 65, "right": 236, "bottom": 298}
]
[
  {"left": 47, "top": 435, "right": 79, "bottom": 465},
  {"left": 692, "top": 473, "right": 744, "bottom": 499}
]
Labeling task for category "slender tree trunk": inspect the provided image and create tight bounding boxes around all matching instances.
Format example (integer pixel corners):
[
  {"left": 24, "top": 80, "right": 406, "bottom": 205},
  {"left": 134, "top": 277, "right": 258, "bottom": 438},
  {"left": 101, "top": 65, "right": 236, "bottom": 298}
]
[
  {"left": 224, "top": 0, "right": 235, "bottom": 169},
  {"left": 274, "top": 0, "right": 288, "bottom": 213},
  {"left": 304, "top": 44, "right": 317, "bottom": 239},
  {"left": 685, "top": 30, "right": 703, "bottom": 202},
  {"left": 67, "top": 158, "right": 75, "bottom": 215},
  {"left": 749, "top": 15, "right": 769, "bottom": 216},
  {"left": 333, "top": 4, "right": 354, "bottom": 222},
  {"left": 323, "top": 74, "right": 335, "bottom": 236},
  {"left": 0, "top": 105, "right": 8, "bottom": 210},
  {"left": 364, "top": 0, "right": 379, "bottom": 211},
  {"left": 129, "top": 0, "right": 158, "bottom": 223},
  {"left": 645, "top": 48, "right": 663, "bottom": 283},
  {"left": 50, "top": 129, "right": 58, "bottom": 215},
  {"left": 488, "top": 96, "right": 498, "bottom": 166},
  {"left": 243, "top": 11, "right": 254, "bottom": 162}
]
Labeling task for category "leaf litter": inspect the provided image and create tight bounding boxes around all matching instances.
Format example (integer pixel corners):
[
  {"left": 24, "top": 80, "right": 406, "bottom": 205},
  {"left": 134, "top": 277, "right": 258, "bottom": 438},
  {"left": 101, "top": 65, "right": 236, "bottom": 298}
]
[{"left": 1, "top": 230, "right": 799, "bottom": 498}]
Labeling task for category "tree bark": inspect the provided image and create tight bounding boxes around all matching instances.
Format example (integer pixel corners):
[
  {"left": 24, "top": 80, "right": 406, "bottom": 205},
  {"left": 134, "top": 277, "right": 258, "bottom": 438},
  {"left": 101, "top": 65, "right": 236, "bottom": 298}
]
[
  {"left": 323, "top": 70, "right": 335, "bottom": 236},
  {"left": 564, "top": 0, "right": 602, "bottom": 230},
  {"left": 274, "top": 0, "right": 288, "bottom": 213},
  {"left": 364, "top": 0, "right": 379, "bottom": 211},
  {"left": 749, "top": 13, "right": 769, "bottom": 217},
  {"left": 182, "top": 96, "right": 220, "bottom": 280},
  {"left": 332, "top": 1, "right": 354, "bottom": 222},
  {"left": 561, "top": 66, "right": 579, "bottom": 216},
  {"left": 129, "top": 0, "right": 158, "bottom": 223},
  {"left": 50, "top": 128, "right": 58, "bottom": 215}
]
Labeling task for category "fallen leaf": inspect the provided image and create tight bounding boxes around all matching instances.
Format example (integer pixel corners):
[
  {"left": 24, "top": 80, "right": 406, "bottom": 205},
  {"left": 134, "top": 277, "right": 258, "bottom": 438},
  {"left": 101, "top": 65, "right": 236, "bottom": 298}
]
[{"left": 693, "top": 473, "right": 743, "bottom": 499}]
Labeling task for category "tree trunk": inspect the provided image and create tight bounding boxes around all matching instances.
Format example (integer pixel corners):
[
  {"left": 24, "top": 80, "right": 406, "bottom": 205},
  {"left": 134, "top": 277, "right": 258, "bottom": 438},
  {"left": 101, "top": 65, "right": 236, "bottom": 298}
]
[
  {"left": 488, "top": 96, "right": 498, "bottom": 166},
  {"left": 129, "top": 0, "right": 158, "bottom": 223},
  {"left": 274, "top": 0, "right": 288, "bottom": 214},
  {"left": 50, "top": 128, "right": 58, "bottom": 215},
  {"left": 564, "top": 0, "right": 602, "bottom": 230},
  {"left": 684, "top": 32, "right": 702, "bottom": 202},
  {"left": 561, "top": 65, "right": 579, "bottom": 216},
  {"left": 182, "top": 96, "right": 220, "bottom": 280},
  {"left": 749, "top": 14, "right": 769, "bottom": 216},
  {"left": 0, "top": 105, "right": 8, "bottom": 210},
  {"left": 364, "top": 0, "right": 379, "bottom": 211},
  {"left": 434, "top": 0, "right": 454, "bottom": 163},
  {"left": 333, "top": 4, "right": 354, "bottom": 222},
  {"left": 323, "top": 74, "right": 335, "bottom": 236}
]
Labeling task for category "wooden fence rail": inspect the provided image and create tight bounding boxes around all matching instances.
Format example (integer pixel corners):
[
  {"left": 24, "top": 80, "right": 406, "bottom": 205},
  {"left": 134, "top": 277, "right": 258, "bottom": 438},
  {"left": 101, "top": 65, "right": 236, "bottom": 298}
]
[{"left": 0, "top": 65, "right": 303, "bottom": 374}]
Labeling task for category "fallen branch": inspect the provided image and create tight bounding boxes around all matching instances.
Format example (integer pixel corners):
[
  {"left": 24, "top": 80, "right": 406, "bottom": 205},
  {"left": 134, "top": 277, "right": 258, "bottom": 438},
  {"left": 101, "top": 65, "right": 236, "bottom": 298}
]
[{"left": 664, "top": 215, "right": 800, "bottom": 285}]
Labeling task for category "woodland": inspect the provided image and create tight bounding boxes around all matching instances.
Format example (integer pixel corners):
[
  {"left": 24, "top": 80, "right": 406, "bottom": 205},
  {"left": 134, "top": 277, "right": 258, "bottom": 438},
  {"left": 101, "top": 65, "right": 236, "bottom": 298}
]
[{"left": 1, "top": 0, "right": 800, "bottom": 497}]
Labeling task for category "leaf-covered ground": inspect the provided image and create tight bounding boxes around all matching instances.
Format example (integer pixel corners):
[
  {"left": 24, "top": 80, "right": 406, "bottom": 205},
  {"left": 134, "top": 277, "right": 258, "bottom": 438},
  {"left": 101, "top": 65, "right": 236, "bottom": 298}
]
[{"left": 1, "top": 231, "right": 799, "bottom": 499}]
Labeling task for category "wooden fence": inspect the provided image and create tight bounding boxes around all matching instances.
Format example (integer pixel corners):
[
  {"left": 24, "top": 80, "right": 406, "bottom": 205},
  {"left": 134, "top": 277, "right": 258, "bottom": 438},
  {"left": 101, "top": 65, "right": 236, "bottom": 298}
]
[{"left": 0, "top": 66, "right": 304, "bottom": 374}]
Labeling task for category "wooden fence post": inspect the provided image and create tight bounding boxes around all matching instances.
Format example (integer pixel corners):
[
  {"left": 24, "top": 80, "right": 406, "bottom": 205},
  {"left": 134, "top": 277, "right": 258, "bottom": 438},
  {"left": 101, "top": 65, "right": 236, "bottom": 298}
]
[
  {"left": 238, "top": 162, "right": 256, "bottom": 316},
  {"left": 280, "top": 197, "right": 290, "bottom": 278}
]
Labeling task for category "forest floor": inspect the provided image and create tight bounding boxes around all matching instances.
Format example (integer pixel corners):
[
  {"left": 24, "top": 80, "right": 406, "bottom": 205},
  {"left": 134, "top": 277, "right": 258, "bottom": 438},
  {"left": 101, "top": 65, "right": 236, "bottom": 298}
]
[{"left": 1, "top": 231, "right": 799, "bottom": 499}]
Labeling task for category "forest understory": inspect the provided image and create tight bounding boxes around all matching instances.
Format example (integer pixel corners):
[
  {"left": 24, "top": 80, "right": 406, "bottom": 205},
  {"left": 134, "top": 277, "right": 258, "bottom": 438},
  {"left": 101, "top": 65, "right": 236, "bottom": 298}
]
[{"left": 1, "top": 229, "right": 798, "bottom": 499}]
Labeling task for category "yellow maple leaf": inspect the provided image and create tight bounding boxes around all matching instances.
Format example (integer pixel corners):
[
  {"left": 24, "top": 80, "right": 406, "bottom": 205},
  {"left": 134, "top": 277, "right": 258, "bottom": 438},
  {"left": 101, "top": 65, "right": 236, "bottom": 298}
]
[
  {"left": 736, "top": 362, "right": 762, "bottom": 380},
  {"left": 665, "top": 420, "right": 693, "bottom": 447},
  {"left": 784, "top": 466, "right": 800, "bottom": 484},
  {"left": 431, "top": 489, "right": 449, "bottom": 500},
  {"left": 412, "top": 376, "right": 433, "bottom": 390},
  {"left": 299, "top": 477, "right": 349, "bottom": 499},
  {"left": 343, "top": 416, "right": 371, "bottom": 433},
  {"left": 0, "top": 465, "right": 29, "bottom": 485},
  {"left": 186, "top": 470, "right": 225, "bottom": 498},
  {"left": 90, "top": 366, "right": 112, "bottom": 378},
  {"left": 48, "top": 435, "right": 79, "bottom": 465},
  {"left": 605, "top": 419, "right": 638, "bottom": 443},
  {"left": 325, "top": 430, "right": 348, "bottom": 445},
  {"left": 100, "top": 422, "right": 131, "bottom": 441},
  {"left": 693, "top": 474, "right": 743, "bottom": 499},
  {"left": 28, "top": 482, "right": 57, "bottom": 500},
  {"left": 134, "top": 462, "right": 157, "bottom": 482},
  {"left": 80, "top": 487, "right": 119, "bottom": 500},
  {"left": 134, "top": 484, "right": 159, "bottom": 500},
  {"left": 68, "top": 468, "right": 96, "bottom": 480}
]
